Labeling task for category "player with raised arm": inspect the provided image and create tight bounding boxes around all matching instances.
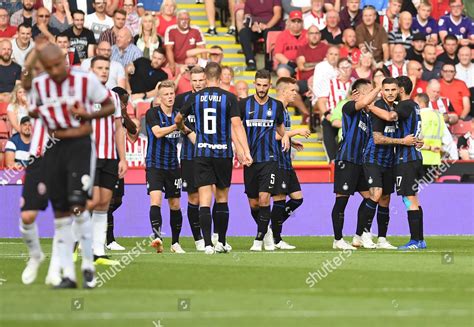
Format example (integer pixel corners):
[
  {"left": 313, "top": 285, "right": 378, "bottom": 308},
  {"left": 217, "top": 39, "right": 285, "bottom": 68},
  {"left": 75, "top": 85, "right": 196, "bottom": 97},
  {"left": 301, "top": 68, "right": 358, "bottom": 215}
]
[{"left": 175, "top": 62, "right": 252, "bottom": 255}]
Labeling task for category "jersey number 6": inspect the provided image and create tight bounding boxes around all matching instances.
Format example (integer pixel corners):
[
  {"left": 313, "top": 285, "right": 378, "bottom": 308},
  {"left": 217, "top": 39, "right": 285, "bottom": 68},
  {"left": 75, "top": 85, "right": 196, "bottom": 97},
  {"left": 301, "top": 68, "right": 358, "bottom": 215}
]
[{"left": 203, "top": 108, "right": 217, "bottom": 134}]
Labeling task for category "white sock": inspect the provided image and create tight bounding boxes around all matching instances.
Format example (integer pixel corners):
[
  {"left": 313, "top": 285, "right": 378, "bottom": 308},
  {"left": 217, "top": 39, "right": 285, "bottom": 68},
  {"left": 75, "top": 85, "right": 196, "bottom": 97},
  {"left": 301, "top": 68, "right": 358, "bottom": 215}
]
[
  {"left": 47, "top": 232, "right": 61, "bottom": 278},
  {"left": 92, "top": 210, "right": 108, "bottom": 257},
  {"left": 19, "top": 220, "right": 43, "bottom": 260},
  {"left": 54, "top": 217, "right": 76, "bottom": 282},
  {"left": 71, "top": 219, "right": 80, "bottom": 243},
  {"left": 74, "top": 211, "right": 94, "bottom": 271}
]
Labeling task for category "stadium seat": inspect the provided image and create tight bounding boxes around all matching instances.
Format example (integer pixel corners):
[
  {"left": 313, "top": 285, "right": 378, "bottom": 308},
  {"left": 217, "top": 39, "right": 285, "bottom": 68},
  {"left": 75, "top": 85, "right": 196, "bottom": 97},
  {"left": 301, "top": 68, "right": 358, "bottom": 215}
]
[
  {"left": 265, "top": 31, "right": 282, "bottom": 71},
  {"left": 136, "top": 101, "right": 151, "bottom": 120},
  {"left": 127, "top": 103, "right": 136, "bottom": 118},
  {"left": 0, "top": 120, "right": 9, "bottom": 139},
  {"left": 449, "top": 120, "right": 472, "bottom": 136},
  {"left": 437, "top": 175, "right": 461, "bottom": 183},
  {"left": 0, "top": 102, "right": 8, "bottom": 119},
  {"left": 0, "top": 138, "right": 7, "bottom": 152}
]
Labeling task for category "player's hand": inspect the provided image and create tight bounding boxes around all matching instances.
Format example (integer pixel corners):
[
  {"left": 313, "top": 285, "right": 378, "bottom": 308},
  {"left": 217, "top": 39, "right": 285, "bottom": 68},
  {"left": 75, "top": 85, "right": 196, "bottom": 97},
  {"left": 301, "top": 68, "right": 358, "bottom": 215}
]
[
  {"left": 281, "top": 134, "right": 290, "bottom": 152},
  {"left": 431, "top": 146, "right": 441, "bottom": 153},
  {"left": 298, "top": 128, "right": 311, "bottom": 138},
  {"left": 291, "top": 140, "right": 304, "bottom": 151},
  {"left": 243, "top": 152, "right": 253, "bottom": 167},
  {"left": 71, "top": 102, "right": 91, "bottom": 121},
  {"left": 389, "top": 111, "right": 398, "bottom": 121},
  {"left": 416, "top": 139, "right": 425, "bottom": 150},
  {"left": 402, "top": 134, "right": 417, "bottom": 146},
  {"left": 118, "top": 159, "right": 128, "bottom": 179}
]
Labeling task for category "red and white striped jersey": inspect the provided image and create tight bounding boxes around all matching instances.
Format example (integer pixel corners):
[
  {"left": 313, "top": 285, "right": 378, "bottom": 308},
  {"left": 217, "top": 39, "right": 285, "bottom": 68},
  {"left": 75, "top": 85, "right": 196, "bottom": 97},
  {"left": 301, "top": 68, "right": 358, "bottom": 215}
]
[
  {"left": 29, "top": 119, "right": 50, "bottom": 158},
  {"left": 429, "top": 97, "right": 453, "bottom": 114},
  {"left": 30, "top": 68, "right": 109, "bottom": 131},
  {"left": 380, "top": 14, "right": 398, "bottom": 33},
  {"left": 327, "top": 78, "right": 352, "bottom": 112},
  {"left": 92, "top": 90, "right": 122, "bottom": 159},
  {"left": 387, "top": 61, "right": 407, "bottom": 77},
  {"left": 125, "top": 134, "right": 147, "bottom": 167}
]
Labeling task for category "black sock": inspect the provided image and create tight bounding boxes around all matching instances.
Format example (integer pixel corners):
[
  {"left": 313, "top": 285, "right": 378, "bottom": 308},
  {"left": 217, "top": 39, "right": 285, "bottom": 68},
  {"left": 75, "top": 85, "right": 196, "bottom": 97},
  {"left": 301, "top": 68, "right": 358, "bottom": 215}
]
[
  {"left": 407, "top": 210, "right": 421, "bottom": 241},
  {"left": 211, "top": 201, "right": 217, "bottom": 234},
  {"left": 331, "top": 197, "right": 349, "bottom": 240},
  {"left": 283, "top": 198, "right": 303, "bottom": 222},
  {"left": 256, "top": 206, "right": 271, "bottom": 241},
  {"left": 356, "top": 199, "right": 377, "bottom": 236},
  {"left": 377, "top": 206, "right": 390, "bottom": 238},
  {"left": 419, "top": 206, "right": 424, "bottom": 241},
  {"left": 187, "top": 203, "right": 202, "bottom": 241},
  {"left": 106, "top": 197, "right": 122, "bottom": 244},
  {"left": 271, "top": 200, "right": 286, "bottom": 243},
  {"left": 170, "top": 209, "right": 183, "bottom": 244},
  {"left": 150, "top": 205, "right": 162, "bottom": 239},
  {"left": 199, "top": 207, "right": 212, "bottom": 246},
  {"left": 250, "top": 207, "right": 259, "bottom": 225},
  {"left": 214, "top": 203, "right": 229, "bottom": 244}
]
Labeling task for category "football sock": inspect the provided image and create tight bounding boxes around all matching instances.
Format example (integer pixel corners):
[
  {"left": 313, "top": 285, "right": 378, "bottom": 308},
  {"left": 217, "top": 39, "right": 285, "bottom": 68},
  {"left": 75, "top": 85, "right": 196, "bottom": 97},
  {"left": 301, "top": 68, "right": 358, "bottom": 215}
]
[
  {"left": 199, "top": 206, "right": 212, "bottom": 246},
  {"left": 47, "top": 232, "right": 60, "bottom": 279},
  {"left": 331, "top": 197, "right": 349, "bottom": 241},
  {"left": 256, "top": 205, "right": 271, "bottom": 241},
  {"left": 376, "top": 205, "right": 390, "bottom": 238},
  {"left": 356, "top": 199, "right": 377, "bottom": 236},
  {"left": 19, "top": 220, "right": 43, "bottom": 260},
  {"left": 92, "top": 210, "right": 107, "bottom": 257},
  {"left": 211, "top": 201, "right": 217, "bottom": 233},
  {"left": 271, "top": 200, "right": 286, "bottom": 243},
  {"left": 74, "top": 211, "right": 94, "bottom": 271},
  {"left": 106, "top": 197, "right": 122, "bottom": 244},
  {"left": 214, "top": 202, "right": 229, "bottom": 244},
  {"left": 419, "top": 206, "right": 424, "bottom": 241},
  {"left": 250, "top": 207, "right": 259, "bottom": 225},
  {"left": 187, "top": 203, "right": 202, "bottom": 241},
  {"left": 54, "top": 217, "right": 76, "bottom": 282},
  {"left": 283, "top": 198, "right": 303, "bottom": 222},
  {"left": 407, "top": 210, "right": 421, "bottom": 241},
  {"left": 170, "top": 209, "right": 183, "bottom": 244},
  {"left": 149, "top": 205, "right": 162, "bottom": 239}
]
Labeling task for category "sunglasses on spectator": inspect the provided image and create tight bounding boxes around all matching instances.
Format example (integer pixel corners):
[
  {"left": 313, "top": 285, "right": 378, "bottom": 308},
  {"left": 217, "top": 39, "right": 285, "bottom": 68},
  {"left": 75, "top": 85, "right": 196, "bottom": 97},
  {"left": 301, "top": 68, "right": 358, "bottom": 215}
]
[
  {"left": 442, "top": 70, "right": 455, "bottom": 73},
  {"left": 308, "top": 32, "right": 321, "bottom": 35},
  {"left": 38, "top": 15, "right": 50, "bottom": 18}
]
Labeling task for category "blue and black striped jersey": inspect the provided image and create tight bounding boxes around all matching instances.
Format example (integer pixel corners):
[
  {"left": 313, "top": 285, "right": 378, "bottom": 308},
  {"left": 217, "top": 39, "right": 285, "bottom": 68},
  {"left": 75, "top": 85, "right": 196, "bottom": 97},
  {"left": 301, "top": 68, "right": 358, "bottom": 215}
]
[
  {"left": 395, "top": 99, "right": 423, "bottom": 164},
  {"left": 175, "top": 91, "right": 194, "bottom": 161},
  {"left": 277, "top": 108, "right": 292, "bottom": 170}
]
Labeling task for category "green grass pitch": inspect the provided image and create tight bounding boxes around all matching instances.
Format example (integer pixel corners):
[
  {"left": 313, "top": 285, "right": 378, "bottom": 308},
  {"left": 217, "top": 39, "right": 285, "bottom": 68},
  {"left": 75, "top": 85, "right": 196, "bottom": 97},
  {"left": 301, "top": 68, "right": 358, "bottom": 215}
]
[{"left": 0, "top": 236, "right": 473, "bottom": 327}]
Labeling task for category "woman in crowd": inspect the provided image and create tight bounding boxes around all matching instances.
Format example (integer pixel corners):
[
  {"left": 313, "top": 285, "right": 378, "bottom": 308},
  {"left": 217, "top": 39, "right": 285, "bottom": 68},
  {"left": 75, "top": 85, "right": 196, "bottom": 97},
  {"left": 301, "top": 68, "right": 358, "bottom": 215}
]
[
  {"left": 49, "top": 0, "right": 72, "bottom": 33},
  {"left": 6, "top": 84, "right": 29, "bottom": 134},
  {"left": 134, "top": 12, "right": 162, "bottom": 59},
  {"left": 156, "top": 0, "right": 177, "bottom": 38},
  {"left": 351, "top": 51, "right": 375, "bottom": 80},
  {"left": 220, "top": 66, "right": 236, "bottom": 95}
]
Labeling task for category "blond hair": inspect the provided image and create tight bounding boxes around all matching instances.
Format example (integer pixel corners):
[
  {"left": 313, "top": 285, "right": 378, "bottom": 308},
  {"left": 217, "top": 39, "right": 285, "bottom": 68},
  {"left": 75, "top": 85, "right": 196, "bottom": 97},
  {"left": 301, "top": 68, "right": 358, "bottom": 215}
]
[{"left": 138, "top": 12, "right": 158, "bottom": 44}]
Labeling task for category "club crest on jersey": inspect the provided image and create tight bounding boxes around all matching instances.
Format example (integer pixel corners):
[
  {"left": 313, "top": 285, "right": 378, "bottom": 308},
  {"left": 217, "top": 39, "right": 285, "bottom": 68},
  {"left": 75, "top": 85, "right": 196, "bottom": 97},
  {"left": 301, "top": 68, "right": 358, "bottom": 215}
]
[
  {"left": 282, "top": 181, "right": 287, "bottom": 189},
  {"left": 94, "top": 103, "right": 102, "bottom": 112},
  {"left": 342, "top": 183, "right": 349, "bottom": 191},
  {"left": 266, "top": 109, "right": 273, "bottom": 117},
  {"left": 426, "top": 27, "right": 432, "bottom": 33},
  {"left": 368, "top": 177, "right": 373, "bottom": 185},
  {"left": 182, "top": 180, "right": 188, "bottom": 188},
  {"left": 460, "top": 27, "right": 466, "bottom": 34}
]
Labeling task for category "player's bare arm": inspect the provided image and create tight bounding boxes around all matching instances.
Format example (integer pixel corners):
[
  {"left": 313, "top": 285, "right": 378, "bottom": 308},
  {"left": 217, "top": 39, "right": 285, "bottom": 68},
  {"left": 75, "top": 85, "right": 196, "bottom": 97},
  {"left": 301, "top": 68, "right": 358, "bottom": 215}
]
[
  {"left": 115, "top": 119, "right": 127, "bottom": 179},
  {"left": 373, "top": 132, "right": 417, "bottom": 146},
  {"left": 354, "top": 85, "right": 382, "bottom": 110},
  {"left": 368, "top": 105, "right": 398, "bottom": 121}
]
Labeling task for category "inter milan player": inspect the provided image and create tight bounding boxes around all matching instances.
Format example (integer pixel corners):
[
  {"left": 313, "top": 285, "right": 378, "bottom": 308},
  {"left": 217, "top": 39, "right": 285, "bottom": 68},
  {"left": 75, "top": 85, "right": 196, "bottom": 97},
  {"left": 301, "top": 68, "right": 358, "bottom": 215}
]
[
  {"left": 271, "top": 77, "right": 310, "bottom": 250},
  {"left": 147, "top": 80, "right": 193, "bottom": 254},
  {"left": 356, "top": 77, "right": 416, "bottom": 250},
  {"left": 395, "top": 76, "right": 426, "bottom": 250},
  {"left": 176, "top": 62, "right": 252, "bottom": 255},
  {"left": 30, "top": 44, "right": 115, "bottom": 288},
  {"left": 174, "top": 67, "right": 206, "bottom": 252},
  {"left": 239, "top": 70, "right": 289, "bottom": 252}
]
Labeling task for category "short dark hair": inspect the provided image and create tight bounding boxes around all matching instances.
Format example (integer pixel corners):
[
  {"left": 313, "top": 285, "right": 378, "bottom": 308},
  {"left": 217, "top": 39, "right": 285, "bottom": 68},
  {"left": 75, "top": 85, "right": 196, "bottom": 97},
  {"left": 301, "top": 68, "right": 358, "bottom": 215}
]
[
  {"left": 276, "top": 76, "right": 297, "bottom": 87},
  {"left": 255, "top": 69, "right": 271, "bottom": 81},
  {"left": 337, "top": 58, "right": 351, "bottom": 67},
  {"left": 152, "top": 47, "right": 166, "bottom": 56},
  {"left": 18, "top": 23, "right": 32, "bottom": 31},
  {"left": 56, "top": 33, "right": 69, "bottom": 41},
  {"left": 382, "top": 77, "right": 399, "bottom": 86},
  {"left": 444, "top": 34, "right": 458, "bottom": 43},
  {"left": 351, "top": 78, "right": 371, "bottom": 92},
  {"left": 190, "top": 66, "right": 205, "bottom": 75},
  {"left": 113, "top": 9, "right": 127, "bottom": 16},
  {"left": 396, "top": 76, "right": 413, "bottom": 95},
  {"left": 204, "top": 62, "right": 221, "bottom": 80},
  {"left": 415, "top": 92, "right": 429, "bottom": 106},
  {"left": 210, "top": 45, "right": 223, "bottom": 52},
  {"left": 72, "top": 9, "right": 85, "bottom": 17},
  {"left": 441, "top": 62, "right": 456, "bottom": 71},
  {"left": 112, "top": 86, "right": 129, "bottom": 96},
  {"left": 91, "top": 55, "right": 110, "bottom": 67}
]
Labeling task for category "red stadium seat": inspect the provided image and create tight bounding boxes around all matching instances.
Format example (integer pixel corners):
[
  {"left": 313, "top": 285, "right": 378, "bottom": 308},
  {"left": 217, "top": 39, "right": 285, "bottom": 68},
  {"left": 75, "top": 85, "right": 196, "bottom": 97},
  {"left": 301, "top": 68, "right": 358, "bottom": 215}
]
[
  {"left": 136, "top": 101, "right": 151, "bottom": 120},
  {"left": 0, "top": 120, "right": 9, "bottom": 139},
  {"left": 0, "top": 138, "right": 7, "bottom": 151},
  {"left": 449, "top": 120, "right": 472, "bottom": 136},
  {"left": 127, "top": 103, "right": 136, "bottom": 118},
  {"left": 437, "top": 175, "right": 461, "bottom": 183},
  {"left": 0, "top": 102, "right": 8, "bottom": 119},
  {"left": 265, "top": 31, "right": 282, "bottom": 71}
]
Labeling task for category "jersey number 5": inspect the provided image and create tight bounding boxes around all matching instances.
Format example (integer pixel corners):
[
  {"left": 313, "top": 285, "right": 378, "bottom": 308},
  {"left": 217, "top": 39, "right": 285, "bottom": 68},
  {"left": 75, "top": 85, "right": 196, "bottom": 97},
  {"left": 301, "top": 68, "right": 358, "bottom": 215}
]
[{"left": 204, "top": 108, "right": 217, "bottom": 134}]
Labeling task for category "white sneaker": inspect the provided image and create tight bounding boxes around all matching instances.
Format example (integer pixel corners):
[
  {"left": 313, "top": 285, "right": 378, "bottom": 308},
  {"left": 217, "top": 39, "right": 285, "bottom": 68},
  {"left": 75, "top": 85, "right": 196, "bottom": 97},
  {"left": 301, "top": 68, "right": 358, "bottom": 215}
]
[
  {"left": 45, "top": 273, "right": 61, "bottom": 287},
  {"left": 333, "top": 239, "right": 357, "bottom": 250},
  {"left": 21, "top": 252, "right": 45, "bottom": 285},
  {"left": 214, "top": 242, "right": 228, "bottom": 253},
  {"left": 275, "top": 240, "right": 296, "bottom": 250},
  {"left": 250, "top": 240, "right": 263, "bottom": 251},
  {"left": 376, "top": 237, "right": 397, "bottom": 249},
  {"left": 224, "top": 243, "right": 232, "bottom": 252},
  {"left": 195, "top": 239, "right": 205, "bottom": 251},
  {"left": 211, "top": 233, "right": 219, "bottom": 246},
  {"left": 263, "top": 226, "right": 275, "bottom": 251},
  {"left": 361, "top": 232, "right": 377, "bottom": 249},
  {"left": 204, "top": 245, "right": 215, "bottom": 255},
  {"left": 106, "top": 241, "right": 125, "bottom": 251},
  {"left": 170, "top": 243, "right": 186, "bottom": 254}
]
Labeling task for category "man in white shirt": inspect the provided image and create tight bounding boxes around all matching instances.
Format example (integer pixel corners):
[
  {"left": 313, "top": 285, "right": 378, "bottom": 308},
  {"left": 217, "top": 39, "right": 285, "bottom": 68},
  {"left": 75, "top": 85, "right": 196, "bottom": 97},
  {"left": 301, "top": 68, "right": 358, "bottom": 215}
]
[
  {"left": 12, "top": 23, "right": 34, "bottom": 67},
  {"left": 84, "top": 0, "right": 113, "bottom": 41},
  {"left": 312, "top": 45, "right": 339, "bottom": 106},
  {"left": 455, "top": 46, "right": 474, "bottom": 89}
]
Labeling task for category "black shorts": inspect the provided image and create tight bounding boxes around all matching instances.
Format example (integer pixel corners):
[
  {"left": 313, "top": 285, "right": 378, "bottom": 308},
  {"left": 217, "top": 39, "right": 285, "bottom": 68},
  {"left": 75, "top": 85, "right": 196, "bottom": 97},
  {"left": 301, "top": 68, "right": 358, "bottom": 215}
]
[
  {"left": 395, "top": 160, "right": 424, "bottom": 196},
  {"left": 146, "top": 167, "right": 181, "bottom": 198},
  {"left": 363, "top": 163, "right": 394, "bottom": 195},
  {"left": 94, "top": 159, "right": 119, "bottom": 190},
  {"left": 112, "top": 178, "right": 124, "bottom": 198},
  {"left": 21, "top": 156, "right": 48, "bottom": 212},
  {"left": 275, "top": 168, "right": 302, "bottom": 195},
  {"left": 44, "top": 136, "right": 95, "bottom": 212},
  {"left": 181, "top": 159, "right": 197, "bottom": 194},
  {"left": 333, "top": 160, "right": 369, "bottom": 195},
  {"left": 194, "top": 157, "right": 232, "bottom": 189},
  {"left": 244, "top": 161, "right": 279, "bottom": 199}
]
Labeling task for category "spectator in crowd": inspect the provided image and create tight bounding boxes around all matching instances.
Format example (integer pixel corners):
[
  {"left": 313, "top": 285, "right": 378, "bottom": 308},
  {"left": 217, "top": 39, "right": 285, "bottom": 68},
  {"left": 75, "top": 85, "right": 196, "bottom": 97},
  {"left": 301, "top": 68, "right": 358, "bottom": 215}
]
[
  {"left": 134, "top": 12, "right": 162, "bottom": 59},
  {"left": 11, "top": 23, "right": 34, "bottom": 67},
  {"left": 427, "top": 79, "right": 459, "bottom": 125},
  {"left": 339, "top": 28, "right": 361, "bottom": 66},
  {"left": 204, "top": 0, "right": 236, "bottom": 36},
  {"left": 173, "top": 55, "right": 198, "bottom": 95},
  {"left": 156, "top": 0, "right": 177, "bottom": 38},
  {"left": 303, "top": 0, "right": 326, "bottom": 30},
  {"left": 0, "top": 8, "right": 18, "bottom": 38},
  {"left": 239, "top": 0, "right": 282, "bottom": 71},
  {"left": 123, "top": 0, "right": 140, "bottom": 36},
  {"left": 81, "top": 40, "right": 126, "bottom": 88},
  {"left": 66, "top": 0, "right": 95, "bottom": 15},
  {"left": 339, "top": 0, "right": 362, "bottom": 31},
  {"left": 386, "top": 43, "right": 407, "bottom": 77},
  {"left": 127, "top": 47, "right": 168, "bottom": 101},
  {"left": 438, "top": 0, "right": 473, "bottom": 46},
  {"left": 85, "top": 0, "right": 114, "bottom": 41},
  {"left": 372, "top": 66, "right": 390, "bottom": 93},
  {"left": 274, "top": 10, "right": 307, "bottom": 78},
  {"left": 411, "top": 1, "right": 438, "bottom": 44},
  {"left": 431, "top": 0, "right": 450, "bottom": 21},
  {"left": 455, "top": 46, "right": 474, "bottom": 89},
  {"left": 436, "top": 34, "right": 459, "bottom": 65},
  {"left": 321, "top": 9, "right": 342, "bottom": 45},
  {"left": 32, "top": 7, "right": 60, "bottom": 41},
  {"left": 63, "top": 10, "right": 96, "bottom": 59},
  {"left": 458, "top": 120, "right": 474, "bottom": 160},
  {"left": 111, "top": 26, "right": 143, "bottom": 66},
  {"left": 219, "top": 65, "right": 236, "bottom": 94},
  {"left": 312, "top": 44, "right": 339, "bottom": 104},
  {"left": 98, "top": 8, "right": 126, "bottom": 45},
  {"left": 351, "top": 51, "right": 374, "bottom": 79},
  {"left": 297, "top": 25, "right": 328, "bottom": 86},
  {"left": 6, "top": 84, "right": 28, "bottom": 134},
  {"left": 164, "top": 10, "right": 205, "bottom": 73},
  {"left": 388, "top": 11, "right": 412, "bottom": 50},
  {"left": 10, "top": 0, "right": 37, "bottom": 27},
  {"left": 185, "top": 44, "right": 224, "bottom": 66},
  {"left": 379, "top": 0, "right": 402, "bottom": 34},
  {"left": 136, "top": 2, "right": 146, "bottom": 17},
  {"left": 439, "top": 63, "right": 471, "bottom": 119},
  {"left": 421, "top": 44, "right": 443, "bottom": 81},
  {"left": 56, "top": 33, "right": 80, "bottom": 66},
  {"left": 407, "top": 60, "right": 428, "bottom": 98},
  {"left": 359, "top": 0, "right": 388, "bottom": 13},
  {"left": 50, "top": 0, "right": 73, "bottom": 33},
  {"left": 0, "top": 39, "right": 22, "bottom": 103},
  {"left": 406, "top": 32, "right": 425, "bottom": 63},
  {"left": 5, "top": 116, "right": 31, "bottom": 169},
  {"left": 356, "top": 5, "right": 389, "bottom": 63},
  {"left": 235, "top": 80, "right": 249, "bottom": 101}
]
